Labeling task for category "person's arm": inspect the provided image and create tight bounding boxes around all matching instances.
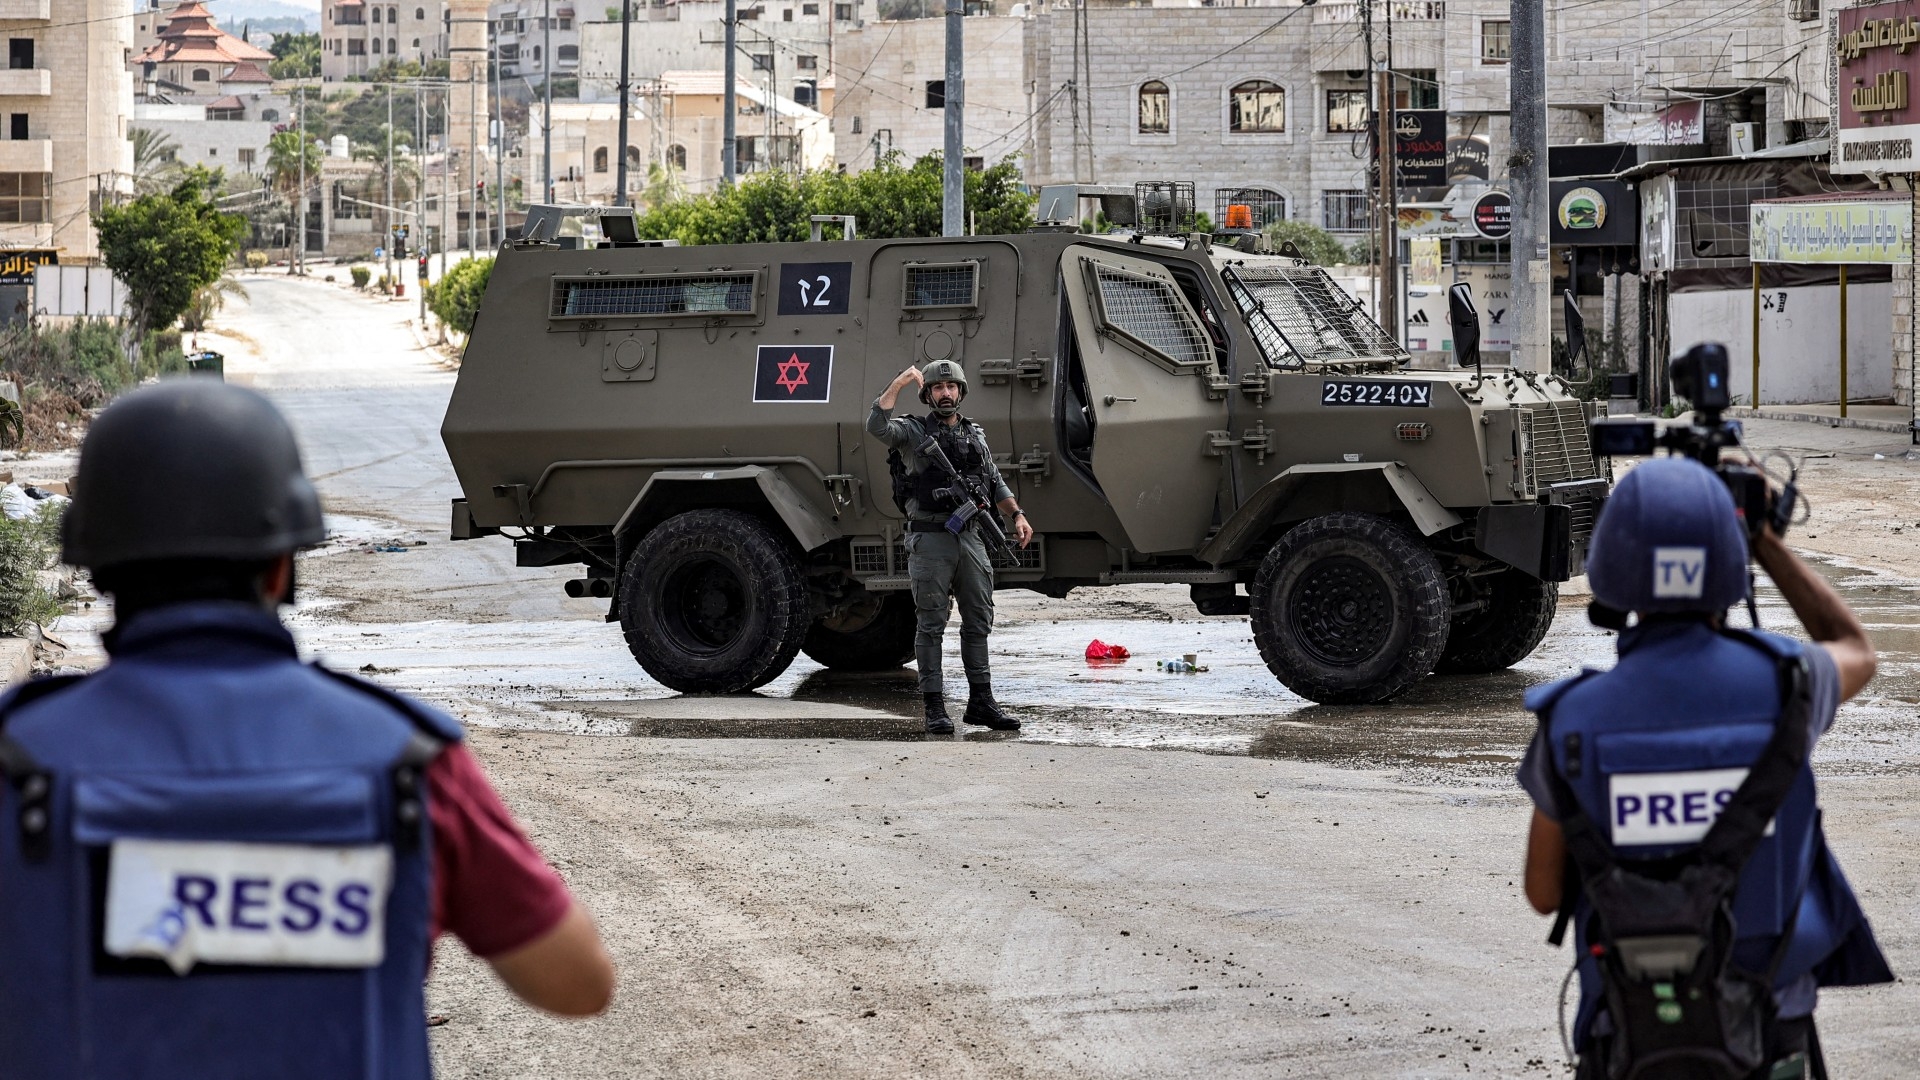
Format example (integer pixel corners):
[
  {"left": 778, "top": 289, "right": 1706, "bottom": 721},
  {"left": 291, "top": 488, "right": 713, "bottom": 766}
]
[
  {"left": 994, "top": 495, "right": 1032, "bottom": 548},
  {"left": 867, "top": 366, "right": 924, "bottom": 444},
  {"left": 1752, "top": 528, "right": 1876, "bottom": 701},
  {"left": 1523, "top": 809, "right": 1567, "bottom": 915},
  {"left": 486, "top": 903, "right": 615, "bottom": 1017}
]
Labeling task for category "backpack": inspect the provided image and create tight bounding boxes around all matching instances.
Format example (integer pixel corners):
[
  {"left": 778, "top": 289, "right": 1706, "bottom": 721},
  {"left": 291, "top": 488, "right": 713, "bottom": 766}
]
[{"left": 1542, "top": 632, "right": 1815, "bottom": 1080}]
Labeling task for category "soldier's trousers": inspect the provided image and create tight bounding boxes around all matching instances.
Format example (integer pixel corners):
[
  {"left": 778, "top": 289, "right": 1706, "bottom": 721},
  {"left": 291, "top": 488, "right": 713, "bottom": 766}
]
[{"left": 904, "top": 528, "right": 995, "bottom": 694}]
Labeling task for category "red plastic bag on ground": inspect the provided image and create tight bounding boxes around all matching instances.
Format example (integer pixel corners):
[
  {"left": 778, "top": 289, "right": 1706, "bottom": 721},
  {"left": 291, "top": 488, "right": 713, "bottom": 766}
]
[{"left": 1085, "top": 639, "right": 1130, "bottom": 661}]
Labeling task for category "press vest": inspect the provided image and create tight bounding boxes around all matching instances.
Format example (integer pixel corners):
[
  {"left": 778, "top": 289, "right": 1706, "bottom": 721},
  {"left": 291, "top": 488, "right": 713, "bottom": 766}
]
[
  {"left": 1527, "top": 621, "right": 1892, "bottom": 1045},
  {"left": 0, "top": 602, "right": 463, "bottom": 1080}
]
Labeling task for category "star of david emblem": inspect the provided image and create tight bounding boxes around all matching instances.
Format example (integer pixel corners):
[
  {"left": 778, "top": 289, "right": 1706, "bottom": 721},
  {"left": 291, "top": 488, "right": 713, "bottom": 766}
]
[{"left": 773, "top": 353, "right": 810, "bottom": 394}]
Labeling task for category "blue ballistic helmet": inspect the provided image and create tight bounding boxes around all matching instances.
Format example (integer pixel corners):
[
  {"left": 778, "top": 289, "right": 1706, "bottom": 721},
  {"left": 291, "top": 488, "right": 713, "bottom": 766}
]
[{"left": 1587, "top": 456, "right": 1749, "bottom": 615}]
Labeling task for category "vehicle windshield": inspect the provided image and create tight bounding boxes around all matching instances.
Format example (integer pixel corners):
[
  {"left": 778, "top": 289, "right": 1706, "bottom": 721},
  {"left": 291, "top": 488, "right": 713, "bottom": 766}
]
[{"left": 1222, "top": 264, "right": 1409, "bottom": 369}]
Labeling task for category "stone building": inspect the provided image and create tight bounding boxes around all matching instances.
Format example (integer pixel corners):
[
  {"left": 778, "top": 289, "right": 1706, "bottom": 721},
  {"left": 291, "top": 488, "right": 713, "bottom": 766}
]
[
  {"left": 132, "top": 1, "right": 277, "bottom": 97},
  {"left": 0, "top": 0, "right": 134, "bottom": 261},
  {"left": 322, "top": 0, "right": 450, "bottom": 81},
  {"left": 491, "top": 0, "right": 582, "bottom": 84},
  {"left": 832, "top": 13, "right": 1031, "bottom": 172},
  {"left": 577, "top": 0, "right": 871, "bottom": 115}
]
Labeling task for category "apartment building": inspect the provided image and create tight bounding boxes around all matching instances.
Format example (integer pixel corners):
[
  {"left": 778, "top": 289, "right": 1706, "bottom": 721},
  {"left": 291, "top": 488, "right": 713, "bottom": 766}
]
[
  {"left": 492, "top": 1, "right": 582, "bottom": 84},
  {"left": 0, "top": 0, "right": 134, "bottom": 261},
  {"left": 578, "top": 0, "right": 873, "bottom": 113},
  {"left": 322, "top": 0, "right": 449, "bottom": 81},
  {"left": 833, "top": 13, "right": 1029, "bottom": 173}
]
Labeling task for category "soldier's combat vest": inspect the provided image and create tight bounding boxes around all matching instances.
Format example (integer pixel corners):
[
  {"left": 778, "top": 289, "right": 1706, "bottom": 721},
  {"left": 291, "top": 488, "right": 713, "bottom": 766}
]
[
  {"left": 888, "top": 412, "right": 992, "bottom": 518},
  {"left": 1528, "top": 621, "right": 1891, "bottom": 1060},
  {"left": 0, "top": 602, "right": 463, "bottom": 1080}
]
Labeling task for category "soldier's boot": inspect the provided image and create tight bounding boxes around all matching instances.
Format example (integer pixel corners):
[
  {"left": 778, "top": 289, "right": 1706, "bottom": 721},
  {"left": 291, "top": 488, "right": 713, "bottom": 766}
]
[
  {"left": 924, "top": 692, "right": 954, "bottom": 735},
  {"left": 962, "top": 680, "right": 1021, "bottom": 730}
]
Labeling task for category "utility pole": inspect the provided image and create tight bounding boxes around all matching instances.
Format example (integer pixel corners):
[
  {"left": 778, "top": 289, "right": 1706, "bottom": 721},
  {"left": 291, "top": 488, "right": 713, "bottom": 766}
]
[
  {"left": 1510, "top": 0, "right": 1549, "bottom": 372},
  {"left": 615, "top": 0, "right": 632, "bottom": 206},
  {"left": 468, "top": 49, "right": 479, "bottom": 255},
  {"left": 386, "top": 84, "right": 395, "bottom": 292},
  {"left": 1375, "top": 0, "right": 1398, "bottom": 338},
  {"left": 417, "top": 83, "right": 427, "bottom": 325},
  {"left": 723, "top": 0, "right": 737, "bottom": 184},
  {"left": 942, "top": 0, "right": 964, "bottom": 236},
  {"left": 543, "top": 0, "right": 553, "bottom": 203},
  {"left": 492, "top": 36, "right": 506, "bottom": 242},
  {"left": 295, "top": 88, "right": 306, "bottom": 276}
]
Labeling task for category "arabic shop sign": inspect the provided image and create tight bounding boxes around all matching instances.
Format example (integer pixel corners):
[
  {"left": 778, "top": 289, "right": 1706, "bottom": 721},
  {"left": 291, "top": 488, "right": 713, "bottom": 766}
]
[
  {"left": 1471, "top": 191, "right": 1511, "bottom": 239},
  {"left": 1549, "top": 180, "right": 1639, "bottom": 246},
  {"left": 1393, "top": 110, "right": 1447, "bottom": 189},
  {"left": 1602, "top": 100, "right": 1703, "bottom": 146},
  {"left": 1835, "top": 0, "right": 1920, "bottom": 173},
  {"left": 1446, "top": 134, "right": 1491, "bottom": 182},
  {"left": 0, "top": 249, "right": 54, "bottom": 285},
  {"left": 1749, "top": 197, "right": 1914, "bottom": 264}
]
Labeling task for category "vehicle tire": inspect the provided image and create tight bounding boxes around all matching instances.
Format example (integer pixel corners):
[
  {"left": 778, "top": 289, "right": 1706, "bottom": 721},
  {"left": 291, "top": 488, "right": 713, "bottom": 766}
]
[
  {"left": 618, "top": 509, "right": 811, "bottom": 693},
  {"left": 801, "top": 590, "right": 917, "bottom": 671},
  {"left": 1249, "top": 512, "right": 1450, "bottom": 705},
  {"left": 1434, "top": 568, "right": 1558, "bottom": 675}
]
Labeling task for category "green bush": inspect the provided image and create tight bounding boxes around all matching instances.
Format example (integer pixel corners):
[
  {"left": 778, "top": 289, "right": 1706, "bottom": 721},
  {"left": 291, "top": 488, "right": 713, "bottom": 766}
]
[
  {"left": 426, "top": 256, "right": 494, "bottom": 335},
  {"left": 349, "top": 265, "right": 372, "bottom": 290},
  {"left": 0, "top": 503, "right": 63, "bottom": 635},
  {"left": 1262, "top": 220, "right": 1350, "bottom": 266},
  {"left": 244, "top": 249, "right": 269, "bottom": 269}
]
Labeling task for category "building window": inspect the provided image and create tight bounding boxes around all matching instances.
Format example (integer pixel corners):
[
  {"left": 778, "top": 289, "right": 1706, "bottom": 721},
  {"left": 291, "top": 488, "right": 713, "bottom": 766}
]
[
  {"left": 1228, "top": 79, "right": 1284, "bottom": 133},
  {"left": 751, "top": 53, "right": 773, "bottom": 71},
  {"left": 593, "top": 146, "right": 608, "bottom": 172},
  {"left": 669, "top": 143, "right": 687, "bottom": 170},
  {"left": 348, "top": 40, "right": 366, "bottom": 54},
  {"left": 835, "top": 2, "right": 852, "bottom": 18},
  {"left": 1395, "top": 69, "right": 1439, "bottom": 110},
  {"left": 793, "top": 79, "right": 816, "bottom": 107},
  {"left": 412, "top": 37, "right": 420, "bottom": 48},
  {"left": 7, "top": 40, "right": 31, "bottom": 70},
  {"left": 192, "top": 68, "right": 211, "bottom": 81},
  {"left": 372, "top": 6, "right": 381, "bottom": 21},
  {"left": 783, "top": 8, "right": 793, "bottom": 19},
  {"left": 533, "top": 45, "right": 541, "bottom": 60},
  {"left": 926, "top": 80, "right": 945, "bottom": 109},
  {"left": 796, "top": 54, "right": 817, "bottom": 70},
  {"left": 1326, "top": 88, "right": 1367, "bottom": 132},
  {"left": 372, "top": 37, "right": 382, "bottom": 53},
  {"left": 239, "top": 148, "right": 256, "bottom": 168},
  {"left": 1482, "top": 20, "right": 1510, "bottom": 63},
  {"left": 851, "top": 116, "right": 861, "bottom": 133},
  {"left": 0, "top": 173, "right": 47, "bottom": 222},
  {"left": 499, "top": 43, "right": 518, "bottom": 60},
  {"left": 333, "top": 181, "right": 372, "bottom": 219},
  {"left": 559, "top": 16, "right": 572, "bottom": 28},
  {"left": 558, "top": 44, "right": 578, "bottom": 61},
  {"left": 8, "top": 114, "right": 26, "bottom": 140},
  {"left": 389, "top": 38, "right": 397, "bottom": 53},
  {"left": 261, "top": 108, "right": 279, "bottom": 121},
  {"left": 1321, "top": 190, "right": 1369, "bottom": 232},
  {"left": 803, "top": 2, "right": 818, "bottom": 12},
  {"left": 389, "top": 5, "right": 398, "bottom": 21},
  {"left": 626, "top": 146, "right": 641, "bottom": 169},
  {"left": 1138, "top": 80, "right": 1169, "bottom": 134},
  {"left": 415, "top": 6, "right": 425, "bottom": 17}
]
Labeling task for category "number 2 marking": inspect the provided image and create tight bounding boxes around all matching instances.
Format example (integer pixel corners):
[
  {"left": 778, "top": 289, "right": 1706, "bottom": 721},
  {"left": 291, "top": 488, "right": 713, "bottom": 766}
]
[{"left": 797, "top": 274, "right": 833, "bottom": 308}]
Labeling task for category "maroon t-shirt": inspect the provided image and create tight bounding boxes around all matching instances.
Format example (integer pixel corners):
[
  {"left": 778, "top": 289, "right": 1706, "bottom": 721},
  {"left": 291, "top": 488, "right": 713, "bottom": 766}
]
[{"left": 425, "top": 743, "right": 574, "bottom": 958}]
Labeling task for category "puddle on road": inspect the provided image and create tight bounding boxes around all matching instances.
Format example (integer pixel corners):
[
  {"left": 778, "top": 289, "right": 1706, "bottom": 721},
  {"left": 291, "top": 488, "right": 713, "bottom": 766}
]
[{"left": 43, "top": 555, "right": 1920, "bottom": 777}]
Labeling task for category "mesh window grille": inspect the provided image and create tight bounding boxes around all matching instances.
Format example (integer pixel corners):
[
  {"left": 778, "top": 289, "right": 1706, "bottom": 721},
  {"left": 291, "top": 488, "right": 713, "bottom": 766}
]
[
  {"left": 1229, "top": 266, "right": 1407, "bottom": 364},
  {"left": 1522, "top": 401, "right": 1601, "bottom": 488},
  {"left": 902, "top": 263, "right": 979, "bottom": 308},
  {"left": 1091, "top": 264, "right": 1210, "bottom": 366},
  {"left": 550, "top": 273, "right": 757, "bottom": 318}
]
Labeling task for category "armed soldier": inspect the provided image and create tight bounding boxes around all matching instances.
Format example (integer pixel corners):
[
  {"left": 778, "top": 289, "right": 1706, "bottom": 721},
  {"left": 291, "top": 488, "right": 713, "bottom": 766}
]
[{"left": 869, "top": 361, "right": 1033, "bottom": 734}]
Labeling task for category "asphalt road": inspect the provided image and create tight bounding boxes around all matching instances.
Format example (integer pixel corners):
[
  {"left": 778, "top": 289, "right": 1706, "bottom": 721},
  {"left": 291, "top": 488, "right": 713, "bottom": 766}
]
[{"left": 64, "top": 275, "right": 1918, "bottom": 1078}]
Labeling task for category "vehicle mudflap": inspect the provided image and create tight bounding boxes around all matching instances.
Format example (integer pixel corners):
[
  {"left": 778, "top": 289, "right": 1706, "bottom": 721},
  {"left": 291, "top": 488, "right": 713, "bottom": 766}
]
[
  {"left": 612, "top": 465, "right": 841, "bottom": 554},
  {"left": 1197, "top": 462, "right": 1462, "bottom": 566},
  {"left": 1475, "top": 503, "right": 1574, "bottom": 582}
]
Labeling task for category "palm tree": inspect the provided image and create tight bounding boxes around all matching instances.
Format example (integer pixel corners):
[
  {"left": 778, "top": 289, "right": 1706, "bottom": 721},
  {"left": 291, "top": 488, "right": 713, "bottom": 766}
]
[
  {"left": 131, "top": 127, "right": 182, "bottom": 196},
  {"left": 180, "top": 277, "right": 250, "bottom": 333},
  {"left": 353, "top": 125, "right": 422, "bottom": 240},
  {"left": 266, "top": 130, "right": 322, "bottom": 197}
]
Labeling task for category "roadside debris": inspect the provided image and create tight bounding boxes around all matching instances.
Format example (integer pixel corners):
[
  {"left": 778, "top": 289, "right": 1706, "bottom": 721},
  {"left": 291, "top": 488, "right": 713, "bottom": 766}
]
[{"left": 1085, "top": 639, "right": 1130, "bottom": 661}]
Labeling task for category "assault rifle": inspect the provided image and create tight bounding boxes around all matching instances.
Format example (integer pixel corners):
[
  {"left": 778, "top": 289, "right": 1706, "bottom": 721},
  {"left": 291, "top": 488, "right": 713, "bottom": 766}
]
[{"left": 915, "top": 434, "right": 1019, "bottom": 568}]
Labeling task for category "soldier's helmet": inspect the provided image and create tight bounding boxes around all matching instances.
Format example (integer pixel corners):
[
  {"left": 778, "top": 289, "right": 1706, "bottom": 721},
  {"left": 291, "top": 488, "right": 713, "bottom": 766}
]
[{"left": 917, "top": 359, "right": 968, "bottom": 404}]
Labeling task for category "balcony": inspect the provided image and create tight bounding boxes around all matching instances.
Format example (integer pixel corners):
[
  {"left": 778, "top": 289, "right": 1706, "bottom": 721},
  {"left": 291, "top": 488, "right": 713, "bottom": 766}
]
[
  {"left": 0, "top": 69, "right": 49, "bottom": 96},
  {"left": 1312, "top": 0, "right": 1444, "bottom": 24},
  {"left": 0, "top": 0, "right": 50, "bottom": 18},
  {"left": 0, "top": 139, "right": 51, "bottom": 173}
]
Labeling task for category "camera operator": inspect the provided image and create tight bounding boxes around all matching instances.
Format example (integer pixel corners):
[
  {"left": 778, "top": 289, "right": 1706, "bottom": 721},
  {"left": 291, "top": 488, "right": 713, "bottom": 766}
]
[{"left": 1516, "top": 447, "right": 1892, "bottom": 1077}]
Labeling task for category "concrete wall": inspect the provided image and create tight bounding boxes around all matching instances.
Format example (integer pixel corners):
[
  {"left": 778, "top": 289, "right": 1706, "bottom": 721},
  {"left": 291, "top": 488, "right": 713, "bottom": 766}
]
[
  {"left": 137, "top": 117, "right": 278, "bottom": 180},
  {"left": 1670, "top": 284, "right": 1895, "bottom": 406}
]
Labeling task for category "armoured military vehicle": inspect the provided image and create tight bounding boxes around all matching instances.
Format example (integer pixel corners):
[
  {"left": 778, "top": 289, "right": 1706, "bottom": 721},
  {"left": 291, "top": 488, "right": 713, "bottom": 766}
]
[{"left": 442, "top": 201, "right": 1608, "bottom": 704}]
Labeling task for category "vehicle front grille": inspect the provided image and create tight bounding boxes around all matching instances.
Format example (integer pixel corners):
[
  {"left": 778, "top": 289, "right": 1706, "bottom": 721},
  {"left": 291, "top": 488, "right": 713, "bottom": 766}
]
[
  {"left": 1569, "top": 496, "right": 1600, "bottom": 545},
  {"left": 1522, "top": 401, "right": 1601, "bottom": 491},
  {"left": 851, "top": 538, "right": 908, "bottom": 575},
  {"left": 1226, "top": 265, "right": 1410, "bottom": 366}
]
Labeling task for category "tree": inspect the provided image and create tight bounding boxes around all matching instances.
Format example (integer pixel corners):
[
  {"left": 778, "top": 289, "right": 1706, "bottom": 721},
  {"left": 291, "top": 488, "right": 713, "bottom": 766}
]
[
  {"left": 631, "top": 152, "right": 1035, "bottom": 245},
  {"left": 268, "top": 31, "right": 320, "bottom": 80},
  {"left": 94, "top": 168, "right": 248, "bottom": 352},
  {"left": 180, "top": 277, "right": 249, "bottom": 333},
  {"left": 353, "top": 124, "right": 422, "bottom": 236},
  {"left": 640, "top": 162, "right": 687, "bottom": 213},
  {"left": 1262, "top": 220, "right": 1350, "bottom": 267},
  {"left": 130, "top": 127, "right": 182, "bottom": 196},
  {"left": 427, "top": 256, "right": 494, "bottom": 336},
  {"left": 266, "top": 128, "right": 322, "bottom": 196}
]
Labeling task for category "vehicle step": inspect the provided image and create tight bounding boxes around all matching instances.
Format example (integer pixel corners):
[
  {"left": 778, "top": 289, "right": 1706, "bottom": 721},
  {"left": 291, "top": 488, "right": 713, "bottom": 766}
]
[{"left": 1098, "top": 570, "right": 1237, "bottom": 585}]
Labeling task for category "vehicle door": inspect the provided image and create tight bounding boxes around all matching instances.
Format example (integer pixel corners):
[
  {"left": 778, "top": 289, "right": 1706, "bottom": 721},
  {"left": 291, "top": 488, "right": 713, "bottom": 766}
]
[
  {"left": 1058, "top": 244, "right": 1230, "bottom": 555},
  {"left": 864, "top": 241, "right": 1020, "bottom": 521}
]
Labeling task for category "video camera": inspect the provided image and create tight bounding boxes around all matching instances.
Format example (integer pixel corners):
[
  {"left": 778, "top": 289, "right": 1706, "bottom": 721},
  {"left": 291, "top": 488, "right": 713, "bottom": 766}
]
[{"left": 1588, "top": 342, "right": 1795, "bottom": 541}]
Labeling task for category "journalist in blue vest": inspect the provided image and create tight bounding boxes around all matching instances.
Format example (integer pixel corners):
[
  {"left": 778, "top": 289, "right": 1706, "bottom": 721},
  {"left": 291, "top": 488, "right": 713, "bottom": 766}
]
[
  {"left": 1517, "top": 457, "right": 1891, "bottom": 1080},
  {"left": 0, "top": 381, "right": 615, "bottom": 1079}
]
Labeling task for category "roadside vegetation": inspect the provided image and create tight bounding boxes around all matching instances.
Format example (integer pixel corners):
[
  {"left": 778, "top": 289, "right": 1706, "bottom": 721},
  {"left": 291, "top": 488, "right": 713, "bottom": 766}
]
[
  {"left": 0, "top": 503, "right": 63, "bottom": 634},
  {"left": 426, "top": 256, "right": 495, "bottom": 338}
]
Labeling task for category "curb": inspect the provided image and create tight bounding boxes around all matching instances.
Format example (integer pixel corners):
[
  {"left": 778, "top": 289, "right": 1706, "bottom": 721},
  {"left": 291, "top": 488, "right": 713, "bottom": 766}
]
[
  {"left": 0, "top": 631, "right": 34, "bottom": 688},
  {"left": 1724, "top": 407, "right": 1915, "bottom": 436}
]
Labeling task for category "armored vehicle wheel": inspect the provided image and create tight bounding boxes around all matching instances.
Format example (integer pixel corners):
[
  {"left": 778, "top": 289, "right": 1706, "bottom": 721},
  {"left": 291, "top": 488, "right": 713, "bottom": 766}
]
[
  {"left": 1434, "top": 569, "right": 1558, "bottom": 675},
  {"left": 801, "top": 590, "right": 917, "bottom": 671},
  {"left": 1250, "top": 512, "right": 1450, "bottom": 705},
  {"left": 619, "top": 509, "right": 811, "bottom": 693}
]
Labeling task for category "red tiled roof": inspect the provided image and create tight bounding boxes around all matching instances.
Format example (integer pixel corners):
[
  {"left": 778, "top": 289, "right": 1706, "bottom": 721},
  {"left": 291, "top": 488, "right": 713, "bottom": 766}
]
[
  {"left": 223, "top": 61, "right": 273, "bottom": 83},
  {"left": 138, "top": 0, "right": 274, "bottom": 67},
  {"left": 207, "top": 95, "right": 244, "bottom": 110}
]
